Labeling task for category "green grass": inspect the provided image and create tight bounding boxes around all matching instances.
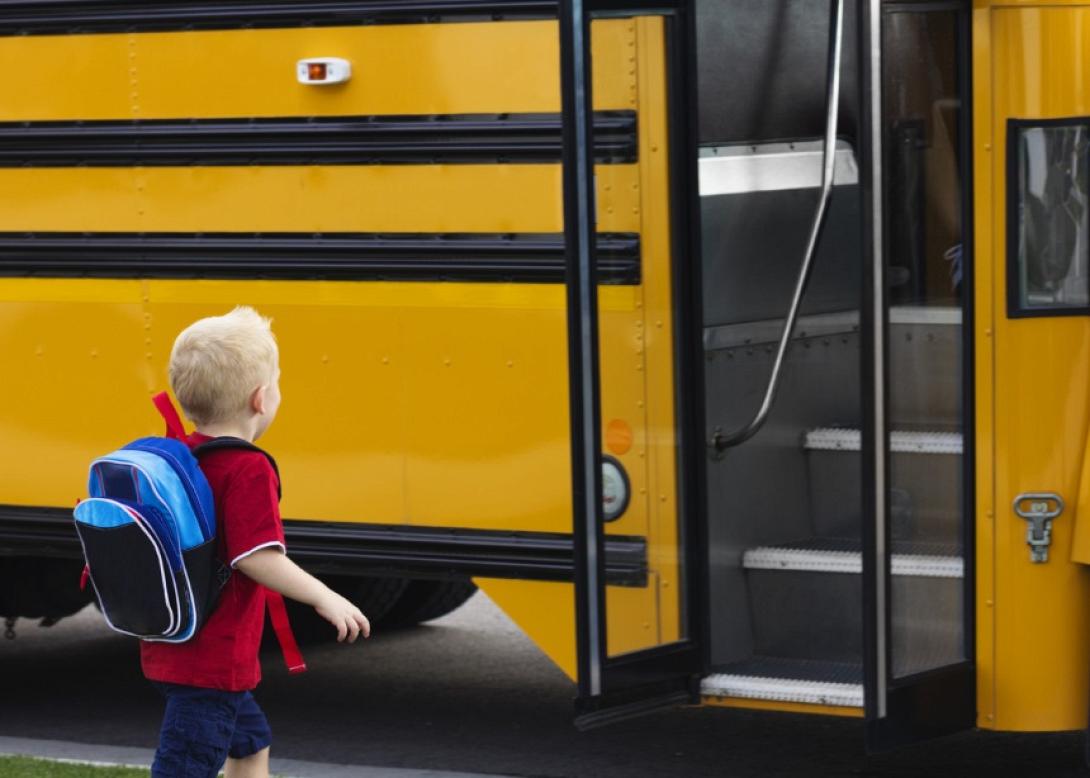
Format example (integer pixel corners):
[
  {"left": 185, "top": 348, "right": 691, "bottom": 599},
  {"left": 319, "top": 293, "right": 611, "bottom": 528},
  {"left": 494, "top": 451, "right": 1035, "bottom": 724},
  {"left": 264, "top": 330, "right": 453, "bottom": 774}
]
[
  {"left": 0, "top": 756, "right": 147, "bottom": 777},
  {"left": 0, "top": 756, "right": 288, "bottom": 777}
]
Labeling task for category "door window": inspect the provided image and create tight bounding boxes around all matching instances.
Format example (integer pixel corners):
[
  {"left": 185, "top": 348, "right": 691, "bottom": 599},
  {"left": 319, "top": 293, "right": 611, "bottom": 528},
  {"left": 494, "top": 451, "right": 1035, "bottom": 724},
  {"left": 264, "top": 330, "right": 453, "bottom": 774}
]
[
  {"left": 881, "top": 6, "right": 968, "bottom": 680},
  {"left": 1008, "top": 121, "right": 1090, "bottom": 316}
]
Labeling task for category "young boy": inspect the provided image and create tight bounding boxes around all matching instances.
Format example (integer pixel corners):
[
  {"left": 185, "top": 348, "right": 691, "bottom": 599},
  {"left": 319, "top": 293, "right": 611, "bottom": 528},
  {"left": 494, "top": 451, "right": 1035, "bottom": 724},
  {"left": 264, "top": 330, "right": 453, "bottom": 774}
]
[{"left": 142, "top": 306, "right": 370, "bottom": 778}]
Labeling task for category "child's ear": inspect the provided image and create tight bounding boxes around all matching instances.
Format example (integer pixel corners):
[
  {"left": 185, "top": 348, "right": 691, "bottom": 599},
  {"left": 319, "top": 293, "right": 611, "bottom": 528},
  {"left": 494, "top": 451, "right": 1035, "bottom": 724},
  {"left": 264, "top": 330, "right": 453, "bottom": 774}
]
[{"left": 251, "top": 384, "right": 267, "bottom": 415}]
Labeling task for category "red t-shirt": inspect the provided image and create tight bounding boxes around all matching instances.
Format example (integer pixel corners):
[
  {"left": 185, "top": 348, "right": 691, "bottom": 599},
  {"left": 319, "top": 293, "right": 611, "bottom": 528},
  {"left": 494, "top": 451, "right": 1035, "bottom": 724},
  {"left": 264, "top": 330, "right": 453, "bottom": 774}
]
[{"left": 140, "top": 433, "right": 285, "bottom": 691}]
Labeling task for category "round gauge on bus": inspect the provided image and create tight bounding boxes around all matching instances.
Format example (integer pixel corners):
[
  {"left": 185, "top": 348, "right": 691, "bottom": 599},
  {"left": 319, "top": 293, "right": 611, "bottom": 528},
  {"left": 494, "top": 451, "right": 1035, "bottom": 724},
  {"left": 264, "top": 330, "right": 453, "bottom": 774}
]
[{"left": 601, "top": 455, "right": 630, "bottom": 522}]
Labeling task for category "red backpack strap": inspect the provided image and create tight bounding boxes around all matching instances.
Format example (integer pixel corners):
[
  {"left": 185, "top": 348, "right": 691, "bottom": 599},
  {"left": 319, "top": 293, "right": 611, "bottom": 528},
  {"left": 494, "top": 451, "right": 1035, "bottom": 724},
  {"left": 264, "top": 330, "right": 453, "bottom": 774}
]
[
  {"left": 266, "top": 589, "right": 307, "bottom": 674},
  {"left": 151, "top": 392, "right": 188, "bottom": 441}
]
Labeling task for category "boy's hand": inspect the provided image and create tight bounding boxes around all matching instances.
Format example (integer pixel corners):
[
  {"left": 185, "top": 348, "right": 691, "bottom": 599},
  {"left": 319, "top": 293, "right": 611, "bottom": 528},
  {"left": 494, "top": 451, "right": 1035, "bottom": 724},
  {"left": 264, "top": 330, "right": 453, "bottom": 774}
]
[
  {"left": 315, "top": 591, "right": 371, "bottom": 643},
  {"left": 234, "top": 548, "right": 372, "bottom": 642}
]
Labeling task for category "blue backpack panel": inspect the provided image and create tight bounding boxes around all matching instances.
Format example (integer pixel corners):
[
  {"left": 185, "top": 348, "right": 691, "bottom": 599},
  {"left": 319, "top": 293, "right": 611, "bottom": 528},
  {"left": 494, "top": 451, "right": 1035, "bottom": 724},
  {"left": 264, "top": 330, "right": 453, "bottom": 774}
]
[
  {"left": 74, "top": 436, "right": 226, "bottom": 642},
  {"left": 72, "top": 392, "right": 305, "bottom": 672}
]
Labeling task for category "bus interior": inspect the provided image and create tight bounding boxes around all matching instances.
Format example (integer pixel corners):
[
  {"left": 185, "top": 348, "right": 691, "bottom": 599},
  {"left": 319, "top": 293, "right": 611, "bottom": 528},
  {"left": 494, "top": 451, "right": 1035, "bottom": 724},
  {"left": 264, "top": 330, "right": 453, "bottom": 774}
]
[{"left": 694, "top": 1, "right": 970, "bottom": 707}]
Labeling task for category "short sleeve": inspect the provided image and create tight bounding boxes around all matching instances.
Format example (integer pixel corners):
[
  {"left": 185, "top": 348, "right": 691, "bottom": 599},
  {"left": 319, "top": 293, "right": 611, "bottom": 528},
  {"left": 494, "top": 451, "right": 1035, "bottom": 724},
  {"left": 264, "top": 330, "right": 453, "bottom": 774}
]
[{"left": 221, "top": 455, "right": 286, "bottom": 568}]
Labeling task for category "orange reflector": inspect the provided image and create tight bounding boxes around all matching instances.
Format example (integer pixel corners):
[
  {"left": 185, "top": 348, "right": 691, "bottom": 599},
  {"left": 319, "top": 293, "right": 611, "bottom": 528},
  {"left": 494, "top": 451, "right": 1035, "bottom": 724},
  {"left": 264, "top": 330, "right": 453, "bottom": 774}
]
[
  {"left": 307, "top": 62, "right": 328, "bottom": 81},
  {"left": 605, "top": 419, "right": 633, "bottom": 455}
]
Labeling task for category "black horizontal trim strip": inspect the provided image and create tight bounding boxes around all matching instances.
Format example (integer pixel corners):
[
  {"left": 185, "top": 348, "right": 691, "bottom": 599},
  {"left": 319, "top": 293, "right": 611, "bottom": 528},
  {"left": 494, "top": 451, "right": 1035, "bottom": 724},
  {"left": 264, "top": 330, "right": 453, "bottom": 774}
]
[
  {"left": 0, "top": 1, "right": 558, "bottom": 36},
  {"left": 283, "top": 520, "right": 647, "bottom": 586},
  {"left": 0, "top": 112, "right": 637, "bottom": 166},
  {"left": 0, "top": 231, "right": 641, "bottom": 283},
  {"left": 0, "top": 506, "right": 648, "bottom": 587}
]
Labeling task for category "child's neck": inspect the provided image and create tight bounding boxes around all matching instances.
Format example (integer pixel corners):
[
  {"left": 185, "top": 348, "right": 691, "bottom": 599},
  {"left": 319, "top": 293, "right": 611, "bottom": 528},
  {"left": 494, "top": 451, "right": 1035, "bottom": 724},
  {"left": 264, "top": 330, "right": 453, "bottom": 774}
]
[{"left": 195, "top": 420, "right": 257, "bottom": 443}]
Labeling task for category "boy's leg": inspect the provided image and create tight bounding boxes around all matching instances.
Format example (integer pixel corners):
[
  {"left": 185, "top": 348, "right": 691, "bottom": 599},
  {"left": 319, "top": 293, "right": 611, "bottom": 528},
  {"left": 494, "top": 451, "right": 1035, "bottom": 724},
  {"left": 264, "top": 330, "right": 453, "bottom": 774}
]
[
  {"left": 224, "top": 691, "right": 273, "bottom": 778},
  {"left": 151, "top": 683, "right": 246, "bottom": 778},
  {"left": 224, "top": 747, "right": 270, "bottom": 778}
]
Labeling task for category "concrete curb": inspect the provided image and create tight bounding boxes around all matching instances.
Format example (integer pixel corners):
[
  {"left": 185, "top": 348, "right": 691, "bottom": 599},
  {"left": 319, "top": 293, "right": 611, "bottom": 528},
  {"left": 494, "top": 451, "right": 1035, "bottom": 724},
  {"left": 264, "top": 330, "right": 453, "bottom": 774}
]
[{"left": 0, "top": 736, "right": 513, "bottom": 778}]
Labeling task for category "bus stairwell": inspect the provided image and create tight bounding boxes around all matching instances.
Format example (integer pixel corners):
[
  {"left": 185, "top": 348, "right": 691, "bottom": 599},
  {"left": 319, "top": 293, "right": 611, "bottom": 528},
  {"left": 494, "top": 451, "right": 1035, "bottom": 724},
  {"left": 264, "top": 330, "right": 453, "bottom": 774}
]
[{"left": 696, "top": 1, "right": 969, "bottom": 723}]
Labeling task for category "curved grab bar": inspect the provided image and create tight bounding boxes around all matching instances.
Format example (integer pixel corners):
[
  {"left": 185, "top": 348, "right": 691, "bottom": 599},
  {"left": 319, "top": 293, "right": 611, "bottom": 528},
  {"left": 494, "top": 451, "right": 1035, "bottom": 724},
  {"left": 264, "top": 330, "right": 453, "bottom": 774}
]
[{"left": 710, "top": 0, "right": 846, "bottom": 453}]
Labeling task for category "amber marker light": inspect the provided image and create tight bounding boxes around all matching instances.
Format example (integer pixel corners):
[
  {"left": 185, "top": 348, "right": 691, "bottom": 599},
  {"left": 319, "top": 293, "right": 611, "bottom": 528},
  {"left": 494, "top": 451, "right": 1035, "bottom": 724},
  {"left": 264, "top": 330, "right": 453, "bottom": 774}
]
[
  {"left": 605, "top": 418, "right": 634, "bottom": 455},
  {"left": 296, "top": 58, "right": 352, "bottom": 85}
]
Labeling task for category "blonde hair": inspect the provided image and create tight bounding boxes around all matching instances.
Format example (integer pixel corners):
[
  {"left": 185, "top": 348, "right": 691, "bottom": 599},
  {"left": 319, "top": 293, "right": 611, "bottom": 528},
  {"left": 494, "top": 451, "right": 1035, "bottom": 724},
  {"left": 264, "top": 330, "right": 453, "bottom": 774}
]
[{"left": 168, "top": 306, "right": 278, "bottom": 426}]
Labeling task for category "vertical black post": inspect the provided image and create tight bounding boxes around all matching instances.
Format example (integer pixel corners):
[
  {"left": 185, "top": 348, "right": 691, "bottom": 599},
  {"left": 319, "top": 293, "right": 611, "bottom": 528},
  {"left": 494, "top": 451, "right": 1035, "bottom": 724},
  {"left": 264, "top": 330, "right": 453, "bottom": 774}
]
[{"left": 560, "top": 0, "right": 606, "bottom": 701}]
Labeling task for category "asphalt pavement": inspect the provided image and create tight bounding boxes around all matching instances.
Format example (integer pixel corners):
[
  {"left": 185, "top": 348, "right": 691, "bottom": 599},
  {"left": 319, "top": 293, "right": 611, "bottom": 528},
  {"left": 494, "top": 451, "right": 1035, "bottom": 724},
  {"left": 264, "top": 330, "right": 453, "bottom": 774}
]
[{"left": 0, "top": 593, "right": 1086, "bottom": 777}]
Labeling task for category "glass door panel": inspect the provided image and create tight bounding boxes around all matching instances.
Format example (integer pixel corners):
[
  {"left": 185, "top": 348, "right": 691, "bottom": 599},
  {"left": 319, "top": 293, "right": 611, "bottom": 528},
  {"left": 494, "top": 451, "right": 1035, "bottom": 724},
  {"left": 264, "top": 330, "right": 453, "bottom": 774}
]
[
  {"left": 882, "top": 6, "right": 967, "bottom": 680},
  {"left": 862, "top": 0, "right": 974, "bottom": 749}
]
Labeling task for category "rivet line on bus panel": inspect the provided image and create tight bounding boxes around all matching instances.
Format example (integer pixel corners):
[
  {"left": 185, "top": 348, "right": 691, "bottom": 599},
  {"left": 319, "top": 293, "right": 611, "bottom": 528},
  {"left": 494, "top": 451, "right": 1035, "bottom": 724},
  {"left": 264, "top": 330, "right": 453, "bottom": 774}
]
[
  {"left": 628, "top": 24, "right": 637, "bottom": 106},
  {"left": 128, "top": 34, "right": 140, "bottom": 119}
]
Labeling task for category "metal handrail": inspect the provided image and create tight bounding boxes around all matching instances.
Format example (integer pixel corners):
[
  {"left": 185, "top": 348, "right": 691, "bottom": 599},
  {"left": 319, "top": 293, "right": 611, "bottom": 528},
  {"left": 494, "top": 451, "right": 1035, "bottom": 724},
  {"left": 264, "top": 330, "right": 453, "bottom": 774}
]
[{"left": 710, "top": 0, "right": 846, "bottom": 453}]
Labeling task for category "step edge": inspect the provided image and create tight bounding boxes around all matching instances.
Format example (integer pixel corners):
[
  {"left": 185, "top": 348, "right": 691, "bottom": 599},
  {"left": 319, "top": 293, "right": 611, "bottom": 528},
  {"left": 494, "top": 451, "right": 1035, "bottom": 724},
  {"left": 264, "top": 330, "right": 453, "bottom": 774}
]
[
  {"left": 700, "top": 673, "right": 864, "bottom": 707},
  {"left": 743, "top": 546, "right": 964, "bottom": 578},
  {"left": 805, "top": 427, "right": 963, "bottom": 455}
]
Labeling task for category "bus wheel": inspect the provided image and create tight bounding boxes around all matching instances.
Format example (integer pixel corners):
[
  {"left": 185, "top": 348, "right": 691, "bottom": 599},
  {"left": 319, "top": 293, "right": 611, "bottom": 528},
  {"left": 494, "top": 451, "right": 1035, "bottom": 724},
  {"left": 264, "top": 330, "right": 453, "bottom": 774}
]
[
  {"left": 376, "top": 579, "right": 478, "bottom": 629},
  {"left": 283, "top": 575, "right": 408, "bottom": 644}
]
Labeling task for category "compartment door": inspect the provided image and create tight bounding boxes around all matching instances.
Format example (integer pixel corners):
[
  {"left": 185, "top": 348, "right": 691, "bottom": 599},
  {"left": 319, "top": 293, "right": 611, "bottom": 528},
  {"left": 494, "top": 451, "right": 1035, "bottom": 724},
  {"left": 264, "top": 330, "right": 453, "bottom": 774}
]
[
  {"left": 562, "top": 1, "right": 704, "bottom": 729},
  {"left": 861, "top": 0, "right": 975, "bottom": 749}
]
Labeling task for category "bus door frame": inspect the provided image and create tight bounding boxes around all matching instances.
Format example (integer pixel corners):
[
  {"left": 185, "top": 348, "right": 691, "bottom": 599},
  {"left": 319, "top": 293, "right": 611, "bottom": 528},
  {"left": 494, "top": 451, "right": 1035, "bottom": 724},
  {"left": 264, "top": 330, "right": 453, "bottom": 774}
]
[
  {"left": 562, "top": 0, "right": 708, "bottom": 729},
  {"left": 860, "top": 0, "right": 977, "bottom": 749}
]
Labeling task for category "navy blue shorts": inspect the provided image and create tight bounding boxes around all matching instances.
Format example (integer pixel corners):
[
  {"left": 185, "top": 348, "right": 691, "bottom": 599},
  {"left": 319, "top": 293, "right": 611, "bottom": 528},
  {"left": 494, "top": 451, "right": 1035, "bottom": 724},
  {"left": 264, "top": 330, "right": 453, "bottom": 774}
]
[{"left": 151, "top": 682, "right": 272, "bottom": 778}]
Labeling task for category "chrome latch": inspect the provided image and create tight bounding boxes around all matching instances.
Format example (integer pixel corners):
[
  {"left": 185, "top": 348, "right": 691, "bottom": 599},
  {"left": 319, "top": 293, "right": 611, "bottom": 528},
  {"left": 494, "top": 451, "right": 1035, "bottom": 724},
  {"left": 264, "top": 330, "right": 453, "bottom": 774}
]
[{"left": 1013, "top": 492, "right": 1064, "bottom": 563}]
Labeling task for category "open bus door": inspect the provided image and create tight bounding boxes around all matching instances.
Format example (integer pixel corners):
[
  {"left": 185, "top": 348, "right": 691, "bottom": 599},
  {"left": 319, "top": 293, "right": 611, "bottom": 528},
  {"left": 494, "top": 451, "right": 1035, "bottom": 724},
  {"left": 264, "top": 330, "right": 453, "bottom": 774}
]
[
  {"left": 859, "top": 0, "right": 975, "bottom": 750},
  {"left": 560, "top": 0, "right": 706, "bottom": 728}
]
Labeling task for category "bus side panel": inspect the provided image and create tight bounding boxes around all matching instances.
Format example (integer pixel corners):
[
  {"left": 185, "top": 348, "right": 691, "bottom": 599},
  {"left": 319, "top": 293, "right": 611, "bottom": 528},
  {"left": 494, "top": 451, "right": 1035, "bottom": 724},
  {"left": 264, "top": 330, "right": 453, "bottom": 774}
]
[
  {"left": 0, "top": 16, "right": 682, "bottom": 665},
  {"left": 0, "top": 281, "right": 152, "bottom": 502},
  {"left": 0, "top": 21, "right": 638, "bottom": 120},
  {"left": 986, "top": 3, "right": 1090, "bottom": 732}
]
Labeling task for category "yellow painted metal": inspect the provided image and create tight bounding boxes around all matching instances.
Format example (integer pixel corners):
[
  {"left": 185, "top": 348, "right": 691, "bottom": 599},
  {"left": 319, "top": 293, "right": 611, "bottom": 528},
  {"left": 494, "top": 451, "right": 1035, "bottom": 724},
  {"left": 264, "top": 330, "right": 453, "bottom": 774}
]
[
  {"left": 0, "top": 20, "right": 637, "bottom": 121},
  {"left": 621, "top": 15, "right": 684, "bottom": 650},
  {"left": 0, "top": 282, "right": 153, "bottom": 502},
  {"left": 0, "top": 278, "right": 637, "bottom": 524},
  {"left": 977, "top": 0, "right": 1090, "bottom": 732},
  {"left": 0, "top": 17, "right": 682, "bottom": 668},
  {"left": 971, "top": 0, "right": 998, "bottom": 732},
  {"left": 1073, "top": 449, "right": 1090, "bottom": 563},
  {"left": 474, "top": 579, "right": 577, "bottom": 680},
  {"left": 0, "top": 165, "right": 639, "bottom": 234},
  {"left": 702, "top": 696, "right": 865, "bottom": 719}
]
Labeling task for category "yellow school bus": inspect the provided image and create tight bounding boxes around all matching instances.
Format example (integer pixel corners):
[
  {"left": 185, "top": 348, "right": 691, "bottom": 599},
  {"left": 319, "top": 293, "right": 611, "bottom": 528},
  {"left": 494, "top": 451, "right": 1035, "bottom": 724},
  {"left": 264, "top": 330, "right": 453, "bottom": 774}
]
[{"left": 2, "top": 0, "right": 1090, "bottom": 752}]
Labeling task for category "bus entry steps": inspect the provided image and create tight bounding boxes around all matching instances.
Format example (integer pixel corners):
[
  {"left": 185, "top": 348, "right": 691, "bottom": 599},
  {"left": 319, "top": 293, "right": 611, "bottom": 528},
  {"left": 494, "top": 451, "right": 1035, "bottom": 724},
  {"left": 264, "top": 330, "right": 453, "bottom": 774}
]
[
  {"left": 742, "top": 538, "right": 963, "bottom": 677},
  {"left": 804, "top": 427, "right": 963, "bottom": 542},
  {"left": 701, "top": 657, "right": 863, "bottom": 708}
]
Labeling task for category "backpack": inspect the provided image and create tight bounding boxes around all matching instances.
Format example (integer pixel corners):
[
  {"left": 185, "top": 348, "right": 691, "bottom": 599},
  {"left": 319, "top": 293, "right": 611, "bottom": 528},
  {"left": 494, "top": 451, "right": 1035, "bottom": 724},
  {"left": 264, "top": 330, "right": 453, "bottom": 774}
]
[{"left": 74, "top": 392, "right": 305, "bottom": 671}]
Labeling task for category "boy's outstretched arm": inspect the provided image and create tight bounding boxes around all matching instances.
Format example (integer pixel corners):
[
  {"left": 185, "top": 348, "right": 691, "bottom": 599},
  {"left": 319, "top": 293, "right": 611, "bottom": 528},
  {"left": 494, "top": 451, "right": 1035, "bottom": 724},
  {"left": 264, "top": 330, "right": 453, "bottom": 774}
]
[{"left": 235, "top": 549, "right": 371, "bottom": 642}]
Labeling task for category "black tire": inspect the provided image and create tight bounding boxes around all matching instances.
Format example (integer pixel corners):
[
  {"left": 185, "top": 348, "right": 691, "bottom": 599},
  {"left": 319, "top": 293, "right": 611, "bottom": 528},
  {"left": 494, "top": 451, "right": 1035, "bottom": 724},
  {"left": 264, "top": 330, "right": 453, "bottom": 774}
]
[
  {"left": 279, "top": 575, "right": 408, "bottom": 644},
  {"left": 376, "top": 579, "right": 478, "bottom": 629}
]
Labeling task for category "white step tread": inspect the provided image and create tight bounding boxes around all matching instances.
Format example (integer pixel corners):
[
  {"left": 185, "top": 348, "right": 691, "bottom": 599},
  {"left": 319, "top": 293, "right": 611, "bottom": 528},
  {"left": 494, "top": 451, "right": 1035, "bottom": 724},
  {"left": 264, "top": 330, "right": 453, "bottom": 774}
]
[
  {"left": 805, "top": 427, "right": 963, "bottom": 455},
  {"left": 889, "top": 306, "right": 962, "bottom": 326},
  {"left": 743, "top": 542, "right": 963, "bottom": 578},
  {"left": 701, "top": 673, "right": 863, "bottom": 708}
]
